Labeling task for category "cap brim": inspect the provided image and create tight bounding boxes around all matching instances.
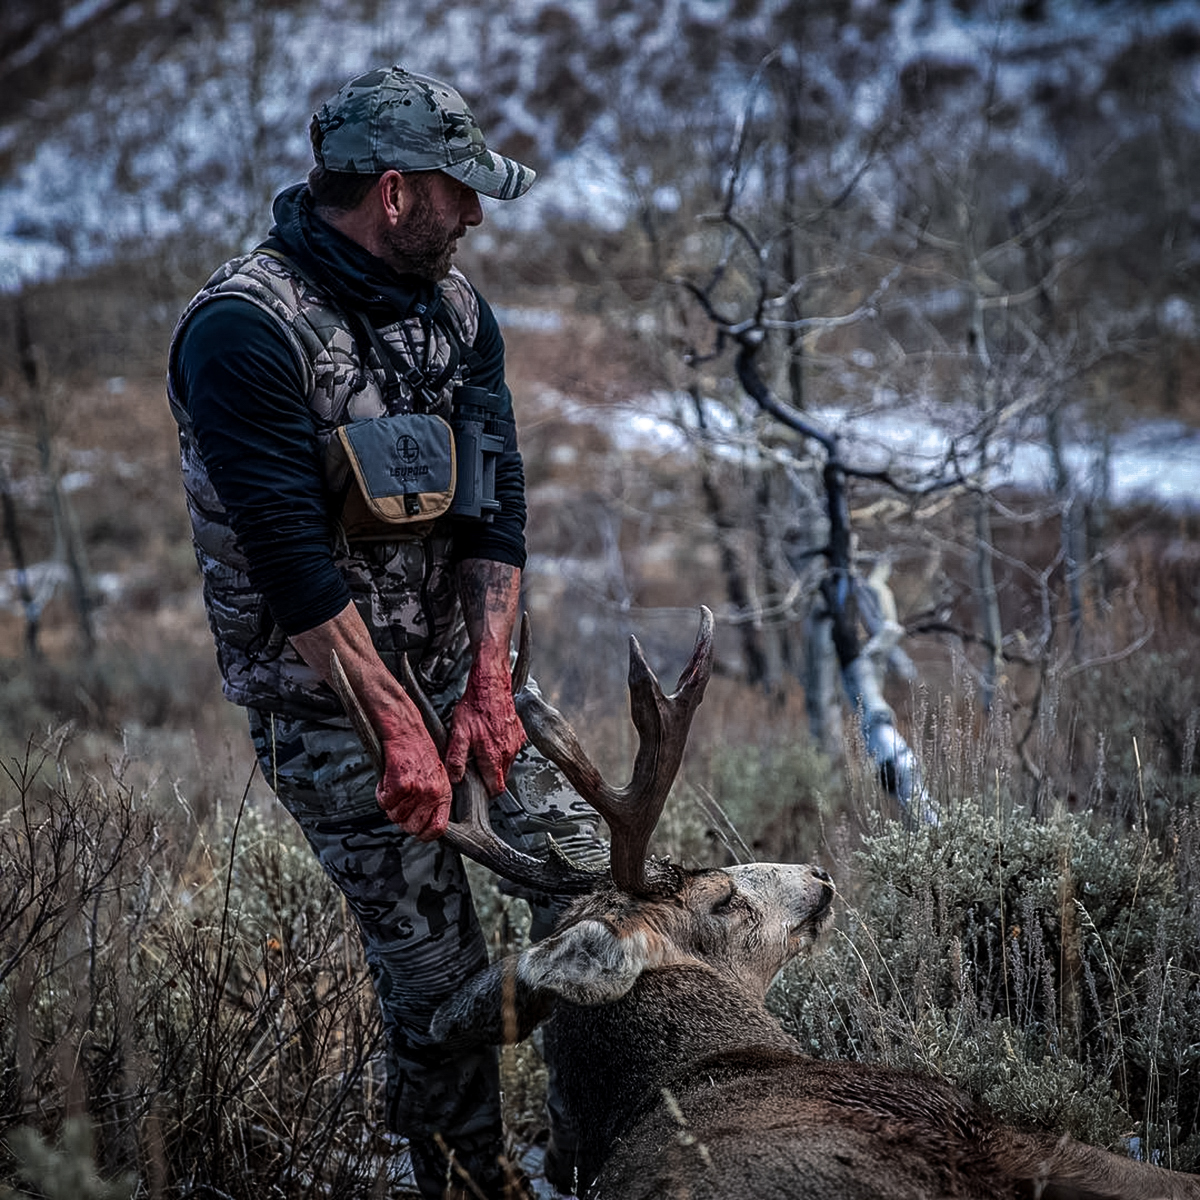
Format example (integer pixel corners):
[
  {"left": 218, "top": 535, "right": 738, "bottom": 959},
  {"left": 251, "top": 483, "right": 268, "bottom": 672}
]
[{"left": 445, "top": 151, "right": 536, "bottom": 201}]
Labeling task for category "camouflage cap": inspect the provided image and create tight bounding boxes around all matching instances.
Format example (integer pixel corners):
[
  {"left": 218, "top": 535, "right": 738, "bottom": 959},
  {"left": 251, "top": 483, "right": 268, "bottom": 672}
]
[{"left": 311, "top": 66, "right": 535, "bottom": 201}]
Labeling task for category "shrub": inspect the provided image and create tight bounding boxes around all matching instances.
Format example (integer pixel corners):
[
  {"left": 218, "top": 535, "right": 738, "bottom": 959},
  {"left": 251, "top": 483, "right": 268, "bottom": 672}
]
[
  {"left": 1, "top": 1117, "right": 134, "bottom": 1200},
  {"left": 0, "top": 733, "right": 393, "bottom": 1199},
  {"left": 775, "top": 795, "right": 1200, "bottom": 1172}
]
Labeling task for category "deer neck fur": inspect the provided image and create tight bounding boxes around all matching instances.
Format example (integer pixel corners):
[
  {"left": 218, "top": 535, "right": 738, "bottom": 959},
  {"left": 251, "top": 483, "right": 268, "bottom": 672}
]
[{"left": 545, "top": 961, "right": 800, "bottom": 1184}]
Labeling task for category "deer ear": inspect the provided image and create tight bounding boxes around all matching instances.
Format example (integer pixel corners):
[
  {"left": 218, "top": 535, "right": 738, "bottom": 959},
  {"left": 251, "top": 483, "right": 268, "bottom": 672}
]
[
  {"left": 430, "top": 957, "right": 555, "bottom": 1048},
  {"left": 518, "top": 918, "right": 651, "bottom": 1006},
  {"left": 430, "top": 919, "right": 655, "bottom": 1049}
]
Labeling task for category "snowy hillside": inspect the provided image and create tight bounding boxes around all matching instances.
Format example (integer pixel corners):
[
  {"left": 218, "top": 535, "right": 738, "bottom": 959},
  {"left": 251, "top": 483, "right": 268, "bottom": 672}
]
[{"left": 1, "top": 0, "right": 1197, "bottom": 290}]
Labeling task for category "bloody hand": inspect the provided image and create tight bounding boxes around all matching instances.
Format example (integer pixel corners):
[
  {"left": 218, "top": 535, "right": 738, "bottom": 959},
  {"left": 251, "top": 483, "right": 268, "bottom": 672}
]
[
  {"left": 445, "top": 658, "right": 527, "bottom": 795},
  {"left": 374, "top": 709, "right": 453, "bottom": 840}
]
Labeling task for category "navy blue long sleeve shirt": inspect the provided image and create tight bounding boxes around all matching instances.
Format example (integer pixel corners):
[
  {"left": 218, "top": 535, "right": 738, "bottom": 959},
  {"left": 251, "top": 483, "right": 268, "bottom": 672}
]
[{"left": 171, "top": 283, "right": 526, "bottom": 638}]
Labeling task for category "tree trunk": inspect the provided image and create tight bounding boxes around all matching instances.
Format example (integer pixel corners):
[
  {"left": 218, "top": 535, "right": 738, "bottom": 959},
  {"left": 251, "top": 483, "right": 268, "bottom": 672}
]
[
  {"left": 973, "top": 495, "right": 1003, "bottom": 714},
  {"left": 17, "top": 301, "right": 96, "bottom": 656},
  {"left": 691, "top": 390, "right": 770, "bottom": 687},
  {"left": 1047, "top": 407, "right": 1086, "bottom": 654},
  {"left": 0, "top": 463, "right": 41, "bottom": 658}
]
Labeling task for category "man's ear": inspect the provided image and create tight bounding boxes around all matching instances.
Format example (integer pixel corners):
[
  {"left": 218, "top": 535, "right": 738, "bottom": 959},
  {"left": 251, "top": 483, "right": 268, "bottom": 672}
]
[
  {"left": 378, "top": 169, "right": 409, "bottom": 222},
  {"left": 430, "top": 919, "right": 657, "bottom": 1049}
]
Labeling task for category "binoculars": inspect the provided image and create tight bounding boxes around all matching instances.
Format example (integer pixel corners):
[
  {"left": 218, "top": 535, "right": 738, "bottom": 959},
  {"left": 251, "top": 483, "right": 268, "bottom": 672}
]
[{"left": 449, "top": 385, "right": 510, "bottom": 521}]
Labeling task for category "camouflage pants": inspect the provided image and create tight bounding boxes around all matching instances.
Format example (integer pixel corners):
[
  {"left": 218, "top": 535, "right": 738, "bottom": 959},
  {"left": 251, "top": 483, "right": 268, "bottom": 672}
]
[{"left": 246, "top": 700, "right": 604, "bottom": 1178}]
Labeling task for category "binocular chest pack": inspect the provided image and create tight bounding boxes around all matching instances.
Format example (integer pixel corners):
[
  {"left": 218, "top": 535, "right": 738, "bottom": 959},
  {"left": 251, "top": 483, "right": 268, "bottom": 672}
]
[{"left": 333, "top": 307, "right": 510, "bottom": 541}]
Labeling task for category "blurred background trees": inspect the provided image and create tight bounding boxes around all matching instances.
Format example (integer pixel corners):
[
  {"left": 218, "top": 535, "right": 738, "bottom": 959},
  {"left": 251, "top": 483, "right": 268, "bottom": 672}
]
[{"left": 1, "top": 0, "right": 1198, "bottom": 796}]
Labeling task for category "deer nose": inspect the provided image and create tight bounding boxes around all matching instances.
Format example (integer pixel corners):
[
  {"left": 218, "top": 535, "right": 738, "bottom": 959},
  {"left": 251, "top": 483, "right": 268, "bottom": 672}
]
[{"left": 812, "top": 866, "right": 833, "bottom": 885}]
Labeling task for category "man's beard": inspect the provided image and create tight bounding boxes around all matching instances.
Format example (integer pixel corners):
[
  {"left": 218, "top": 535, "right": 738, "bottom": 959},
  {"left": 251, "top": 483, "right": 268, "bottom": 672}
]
[{"left": 381, "top": 178, "right": 460, "bottom": 281}]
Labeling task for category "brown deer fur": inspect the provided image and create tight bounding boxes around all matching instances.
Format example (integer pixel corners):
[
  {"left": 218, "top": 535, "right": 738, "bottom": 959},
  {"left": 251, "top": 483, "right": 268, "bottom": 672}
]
[{"left": 433, "top": 864, "right": 1200, "bottom": 1200}]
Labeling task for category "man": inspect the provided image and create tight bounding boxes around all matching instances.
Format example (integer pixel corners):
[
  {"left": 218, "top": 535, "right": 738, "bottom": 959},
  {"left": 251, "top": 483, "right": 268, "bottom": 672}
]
[{"left": 167, "top": 66, "right": 600, "bottom": 1200}]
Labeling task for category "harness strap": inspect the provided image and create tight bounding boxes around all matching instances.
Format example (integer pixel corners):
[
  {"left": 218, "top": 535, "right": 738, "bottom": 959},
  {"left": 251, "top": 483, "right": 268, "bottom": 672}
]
[{"left": 254, "top": 243, "right": 468, "bottom": 411}]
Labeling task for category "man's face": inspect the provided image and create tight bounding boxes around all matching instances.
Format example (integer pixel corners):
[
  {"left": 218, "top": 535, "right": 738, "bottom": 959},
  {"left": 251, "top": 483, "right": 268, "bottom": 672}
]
[{"left": 382, "top": 171, "right": 483, "bottom": 281}]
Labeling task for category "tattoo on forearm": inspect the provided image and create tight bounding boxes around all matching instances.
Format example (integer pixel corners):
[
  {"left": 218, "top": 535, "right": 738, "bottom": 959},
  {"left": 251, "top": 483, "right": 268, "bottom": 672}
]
[{"left": 459, "top": 560, "right": 519, "bottom": 636}]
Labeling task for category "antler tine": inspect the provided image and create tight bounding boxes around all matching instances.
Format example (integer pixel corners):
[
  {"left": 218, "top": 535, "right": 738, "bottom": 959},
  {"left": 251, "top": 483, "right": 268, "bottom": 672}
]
[
  {"left": 512, "top": 612, "right": 531, "bottom": 695},
  {"left": 399, "top": 654, "right": 448, "bottom": 756},
  {"left": 329, "top": 649, "right": 602, "bottom": 895},
  {"left": 443, "top": 764, "right": 600, "bottom": 894},
  {"left": 330, "top": 650, "right": 384, "bottom": 775},
  {"left": 516, "top": 606, "right": 715, "bottom": 895}
]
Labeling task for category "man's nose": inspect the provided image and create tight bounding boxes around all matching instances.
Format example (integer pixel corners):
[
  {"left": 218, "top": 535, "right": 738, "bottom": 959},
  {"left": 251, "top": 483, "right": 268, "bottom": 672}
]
[{"left": 462, "top": 189, "right": 483, "bottom": 227}]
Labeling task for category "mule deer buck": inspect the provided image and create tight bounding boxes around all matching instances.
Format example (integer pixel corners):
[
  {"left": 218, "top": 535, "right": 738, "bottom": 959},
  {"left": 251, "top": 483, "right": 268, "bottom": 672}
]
[{"left": 335, "top": 608, "right": 1200, "bottom": 1200}]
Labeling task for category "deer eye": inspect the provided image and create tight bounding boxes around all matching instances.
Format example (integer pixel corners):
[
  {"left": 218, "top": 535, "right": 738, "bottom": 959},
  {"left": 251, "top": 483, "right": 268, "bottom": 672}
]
[{"left": 710, "top": 883, "right": 739, "bottom": 914}]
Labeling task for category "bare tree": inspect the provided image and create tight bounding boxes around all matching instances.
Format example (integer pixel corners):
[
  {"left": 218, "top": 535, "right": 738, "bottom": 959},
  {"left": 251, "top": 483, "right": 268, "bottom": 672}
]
[
  {"left": 7, "top": 301, "right": 96, "bottom": 655},
  {"left": 614, "top": 7, "right": 1196, "bottom": 806}
]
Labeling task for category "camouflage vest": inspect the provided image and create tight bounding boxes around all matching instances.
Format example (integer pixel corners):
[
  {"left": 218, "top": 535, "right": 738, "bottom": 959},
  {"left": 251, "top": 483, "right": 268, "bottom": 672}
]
[{"left": 167, "top": 249, "right": 479, "bottom": 719}]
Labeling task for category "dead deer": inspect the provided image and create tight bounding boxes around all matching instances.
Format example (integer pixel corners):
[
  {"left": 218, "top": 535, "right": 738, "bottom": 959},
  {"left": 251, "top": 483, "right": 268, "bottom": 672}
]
[{"left": 335, "top": 608, "right": 1200, "bottom": 1200}]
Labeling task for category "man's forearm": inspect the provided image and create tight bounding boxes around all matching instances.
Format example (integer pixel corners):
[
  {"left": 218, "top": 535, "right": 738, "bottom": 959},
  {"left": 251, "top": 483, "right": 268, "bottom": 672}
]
[
  {"left": 289, "top": 599, "right": 453, "bottom": 838},
  {"left": 290, "top": 600, "right": 424, "bottom": 739},
  {"left": 457, "top": 558, "right": 522, "bottom": 670},
  {"left": 446, "top": 559, "right": 526, "bottom": 792}
]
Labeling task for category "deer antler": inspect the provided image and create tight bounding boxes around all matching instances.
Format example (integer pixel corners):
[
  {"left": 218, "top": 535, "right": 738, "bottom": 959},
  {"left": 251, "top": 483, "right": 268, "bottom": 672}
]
[
  {"left": 516, "top": 606, "right": 715, "bottom": 895},
  {"left": 330, "top": 607, "right": 714, "bottom": 897},
  {"left": 329, "top": 639, "right": 602, "bottom": 895}
]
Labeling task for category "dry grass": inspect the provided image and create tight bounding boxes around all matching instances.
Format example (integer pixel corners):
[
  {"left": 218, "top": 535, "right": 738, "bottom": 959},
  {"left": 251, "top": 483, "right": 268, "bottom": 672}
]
[
  {"left": 0, "top": 734, "right": 400, "bottom": 1199},
  {"left": 1, "top": 257, "right": 1199, "bottom": 1194}
]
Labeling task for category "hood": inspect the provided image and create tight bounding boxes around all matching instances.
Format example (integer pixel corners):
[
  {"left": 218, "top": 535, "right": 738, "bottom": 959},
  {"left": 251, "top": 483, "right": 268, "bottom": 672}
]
[{"left": 264, "top": 182, "right": 443, "bottom": 325}]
